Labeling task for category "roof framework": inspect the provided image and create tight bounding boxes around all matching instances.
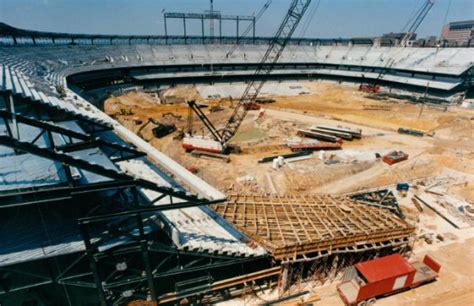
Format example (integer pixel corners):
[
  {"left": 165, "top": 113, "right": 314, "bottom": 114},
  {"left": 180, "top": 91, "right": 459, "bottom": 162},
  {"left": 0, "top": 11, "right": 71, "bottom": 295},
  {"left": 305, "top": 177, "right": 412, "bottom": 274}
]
[{"left": 212, "top": 194, "right": 415, "bottom": 261}]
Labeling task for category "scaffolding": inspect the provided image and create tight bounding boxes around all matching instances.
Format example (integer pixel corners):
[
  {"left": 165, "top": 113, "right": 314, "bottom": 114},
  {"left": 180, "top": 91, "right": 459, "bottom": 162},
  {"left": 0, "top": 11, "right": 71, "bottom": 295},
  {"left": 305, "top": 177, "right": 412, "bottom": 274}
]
[{"left": 211, "top": 194, "right": 415, "bottom": 261}]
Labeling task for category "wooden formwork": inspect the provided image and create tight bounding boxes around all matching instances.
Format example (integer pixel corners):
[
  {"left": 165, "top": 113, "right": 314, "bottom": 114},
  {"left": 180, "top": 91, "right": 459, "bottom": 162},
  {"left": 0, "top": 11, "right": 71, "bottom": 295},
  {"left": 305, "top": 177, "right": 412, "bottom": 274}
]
[{"left": 211, "top": 194, "right": 415, "bottom": 261}]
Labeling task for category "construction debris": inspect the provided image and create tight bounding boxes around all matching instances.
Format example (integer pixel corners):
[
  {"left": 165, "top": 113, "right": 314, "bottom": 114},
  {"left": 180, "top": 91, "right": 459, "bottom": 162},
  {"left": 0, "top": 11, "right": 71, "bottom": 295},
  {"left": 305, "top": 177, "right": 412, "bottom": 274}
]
[
  {"left": 411, "top": 197, "right": 424, "bottom": 212},
  {"left": 363, "top": 104, "right": 392, "bottom": 111},
  {"left": 258, "top": 151, "right": 312, "bottom": 164},
  {"left": 190, "top": 149, "right": 231, "bottom": 163},
  {"left": 287, "top": 140, "right": 342, "bottom": 152}
]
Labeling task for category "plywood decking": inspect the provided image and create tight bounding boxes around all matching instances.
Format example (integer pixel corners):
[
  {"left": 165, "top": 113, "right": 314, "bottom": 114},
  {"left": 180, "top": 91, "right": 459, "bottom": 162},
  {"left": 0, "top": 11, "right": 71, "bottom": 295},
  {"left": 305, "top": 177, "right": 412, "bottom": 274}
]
[{"left": 211, "top": 194, "right": 415, "bottom": 260}]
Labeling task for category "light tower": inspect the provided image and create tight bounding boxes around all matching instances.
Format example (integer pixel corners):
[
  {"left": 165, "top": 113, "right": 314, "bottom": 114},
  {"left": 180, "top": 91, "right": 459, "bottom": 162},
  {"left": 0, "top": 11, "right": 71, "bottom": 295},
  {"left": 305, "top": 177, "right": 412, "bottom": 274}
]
[{"left": 209, "top": 0, "right": 215, "bottom": 38}]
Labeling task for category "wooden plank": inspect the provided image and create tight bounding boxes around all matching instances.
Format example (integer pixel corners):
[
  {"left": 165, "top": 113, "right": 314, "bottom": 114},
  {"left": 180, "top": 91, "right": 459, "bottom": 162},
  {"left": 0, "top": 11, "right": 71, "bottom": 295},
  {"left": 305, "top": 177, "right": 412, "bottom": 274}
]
[{"left": 213, "top": 194, "right": 414, "bottom": 259}]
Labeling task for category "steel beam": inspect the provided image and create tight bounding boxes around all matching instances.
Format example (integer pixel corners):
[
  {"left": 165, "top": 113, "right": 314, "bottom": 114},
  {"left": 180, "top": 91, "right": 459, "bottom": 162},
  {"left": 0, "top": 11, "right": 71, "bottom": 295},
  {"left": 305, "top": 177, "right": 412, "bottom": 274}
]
[{"left": 0, "top": 135, "right": 203, "bottom": 202}]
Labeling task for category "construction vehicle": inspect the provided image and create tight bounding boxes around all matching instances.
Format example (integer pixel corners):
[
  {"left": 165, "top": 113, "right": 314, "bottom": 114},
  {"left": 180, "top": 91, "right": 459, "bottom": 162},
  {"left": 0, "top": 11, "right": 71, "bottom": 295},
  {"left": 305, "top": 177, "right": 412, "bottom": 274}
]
[
  {"left": 382, "top": 150, "right": 409, "bottom": 165},
  {"left": 397, "top": 127, "right": 424, "bottom": 137},
  {"left": 137, "top": 118, "right": 176, "bottom": 141},
  {"left": 162, "top": 112, "right": 182, "bottom": 120},
  {"left": 183, "top": 0, "right": 312, "bottom": 154},
  {"left": 359, "top": 83, "right": 380, "bottom": 93},
  {"left": 338, "top": 254, "right": 440, "bottom": 306},
  {"left": 359, "top": 0, "right": 435, "bottom": 93},
  {"left": 209, "top": 104, "right": 225, "bottom": 112}
]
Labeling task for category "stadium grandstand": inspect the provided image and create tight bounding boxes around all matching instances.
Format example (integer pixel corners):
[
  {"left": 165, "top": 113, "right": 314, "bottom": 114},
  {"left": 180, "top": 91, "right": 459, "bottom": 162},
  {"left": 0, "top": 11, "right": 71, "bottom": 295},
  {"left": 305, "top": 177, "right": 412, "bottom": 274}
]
[{"left": 0, "top": 5, "right": 473, "bottom": 304}]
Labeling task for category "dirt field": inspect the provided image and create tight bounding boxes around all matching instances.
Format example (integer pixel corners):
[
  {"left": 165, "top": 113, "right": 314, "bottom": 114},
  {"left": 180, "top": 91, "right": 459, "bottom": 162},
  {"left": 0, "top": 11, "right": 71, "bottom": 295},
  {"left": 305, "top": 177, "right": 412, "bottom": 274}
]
[
  {"left": 105, "top": 81, "right": 474, "bottom": 305},
  {"left": 104, "top": 81, "right": 473, "bottom": 194}
]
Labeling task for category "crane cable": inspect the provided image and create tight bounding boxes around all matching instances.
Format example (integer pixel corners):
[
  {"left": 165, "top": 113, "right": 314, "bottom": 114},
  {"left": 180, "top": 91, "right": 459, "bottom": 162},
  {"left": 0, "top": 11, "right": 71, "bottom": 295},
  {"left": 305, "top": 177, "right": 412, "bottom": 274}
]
[
  {"left": 442, "top": 0, "right": 452, "bottom": 29},
  {"left": 299, "top": 0, "right": 321, "bottom": 38},
  {"left": 289, "top": 0, "right": 321, "bottom": 58},
  {"left": 402, "top": 0, "right": 425, "bottom": 32}
]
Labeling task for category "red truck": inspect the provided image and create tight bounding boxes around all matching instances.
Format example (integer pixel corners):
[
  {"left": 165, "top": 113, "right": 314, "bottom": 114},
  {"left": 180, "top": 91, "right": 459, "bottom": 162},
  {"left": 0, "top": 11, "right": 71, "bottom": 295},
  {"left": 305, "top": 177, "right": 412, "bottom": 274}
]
[{"left": 337, "top": 254, "right": 441, "bottom": 306}]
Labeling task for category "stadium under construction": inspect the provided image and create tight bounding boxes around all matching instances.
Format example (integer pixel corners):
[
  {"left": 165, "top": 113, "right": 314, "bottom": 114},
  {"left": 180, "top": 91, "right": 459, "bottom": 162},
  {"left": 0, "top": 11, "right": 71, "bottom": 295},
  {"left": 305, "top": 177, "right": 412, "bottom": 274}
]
[{"left": 0, "top": 0, "right": 474, "bottom": 305}]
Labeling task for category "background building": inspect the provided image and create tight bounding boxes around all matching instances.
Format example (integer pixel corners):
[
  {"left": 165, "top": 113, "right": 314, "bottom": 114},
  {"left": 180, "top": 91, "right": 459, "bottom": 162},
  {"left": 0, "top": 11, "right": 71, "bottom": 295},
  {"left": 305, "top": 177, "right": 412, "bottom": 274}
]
[{"left": 441, "top": 20, "right": 474, "bottom": 46}]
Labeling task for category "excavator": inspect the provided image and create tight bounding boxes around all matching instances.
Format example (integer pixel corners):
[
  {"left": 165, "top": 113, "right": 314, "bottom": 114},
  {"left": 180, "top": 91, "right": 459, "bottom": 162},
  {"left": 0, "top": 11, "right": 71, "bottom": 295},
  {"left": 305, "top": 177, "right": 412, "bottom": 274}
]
[
  {"left": 359, "top": 0, "right": 435, "bottom": 93},
  {"left": 183, "top": 0, "right": 312, "bottom": 154},
  {"left": 136, "top": 118, "right": 176, "bottom": 141}
]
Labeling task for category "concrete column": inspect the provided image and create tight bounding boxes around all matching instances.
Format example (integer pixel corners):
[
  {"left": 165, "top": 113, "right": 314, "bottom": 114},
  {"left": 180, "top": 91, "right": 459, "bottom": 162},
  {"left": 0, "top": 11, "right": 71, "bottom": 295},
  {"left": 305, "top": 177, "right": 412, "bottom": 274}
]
[
  {"left": 183, "top": 17, "right": 187, "bottom": 44},
  {"left": 201, "top": 16, "right": 205, "bottom": 43},
  {"left": 280, "top": 263, "right": 290, "bottom": 292},
  {"left": 253, "top": 17, "right": 256, "bottom": 44},
  {"left": 164, "top": 16, "right": 168, "bottom": 44},
  {"left": 236, "top": 16, "right": 239, "bottom": 44},
  {"left": 219, "top": 17, "right": 222, "bottom": 43}
]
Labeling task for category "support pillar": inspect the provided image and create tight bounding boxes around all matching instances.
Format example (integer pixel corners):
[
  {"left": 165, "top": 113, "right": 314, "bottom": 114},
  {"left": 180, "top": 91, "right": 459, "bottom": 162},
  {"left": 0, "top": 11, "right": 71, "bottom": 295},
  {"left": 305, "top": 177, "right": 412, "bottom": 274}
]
[
  {"left": 7, "top": 93, "right": 19, "bottom": 140},
  {"left": 253, "top": 17, "right": 256, "bottom": 44},
  {"left": 80, "top": 223, "right": 107, "bottom": 306},
  {"left": 201, "top": 16, "right": 205, "bottom": 44},
  {"left": 236, "top": 16, "right": 239, "bottom": 44},
  {"left": 219, "top": 17, "right": 222, "bottom": 44},
  {"left": 183, "top": 17, "right": 187, "bottom": 44},
  {"left": 164, "top": 16, "right": 168, "bottom": 44},
  {"left": 136, "top": 214, "right": 157, "bottom": 301},
  {"left": 280, "top": 263, "right": 290, "bottom": 293}
]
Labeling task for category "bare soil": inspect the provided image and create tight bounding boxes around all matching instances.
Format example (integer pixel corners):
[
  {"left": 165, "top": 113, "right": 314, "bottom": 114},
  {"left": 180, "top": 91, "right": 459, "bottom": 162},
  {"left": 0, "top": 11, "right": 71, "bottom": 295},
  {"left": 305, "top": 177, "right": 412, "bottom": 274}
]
[{"left": 106, "top": 82, "right": 474, "bottom": 306}]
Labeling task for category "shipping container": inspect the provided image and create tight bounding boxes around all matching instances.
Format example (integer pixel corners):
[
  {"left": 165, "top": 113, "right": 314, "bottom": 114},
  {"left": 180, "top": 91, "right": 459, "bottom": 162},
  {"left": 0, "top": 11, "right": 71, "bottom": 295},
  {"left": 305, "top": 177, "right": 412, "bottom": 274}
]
[{"left": 338, "top": 254, "right": 440, "bottom": 306}]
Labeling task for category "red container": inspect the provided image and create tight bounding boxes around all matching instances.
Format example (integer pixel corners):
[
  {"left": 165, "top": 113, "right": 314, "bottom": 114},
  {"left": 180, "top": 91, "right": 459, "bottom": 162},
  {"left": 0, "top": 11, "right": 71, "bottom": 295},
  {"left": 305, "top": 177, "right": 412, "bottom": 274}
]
[
  {"left": 355, "top": 254, "right": 416, "bottom": 302},
  {"left": 338, "top": 254, "right": 440, "bottom": 305},
  {"left": 382, "top": 151, "right": 408, "bottom": 165}
]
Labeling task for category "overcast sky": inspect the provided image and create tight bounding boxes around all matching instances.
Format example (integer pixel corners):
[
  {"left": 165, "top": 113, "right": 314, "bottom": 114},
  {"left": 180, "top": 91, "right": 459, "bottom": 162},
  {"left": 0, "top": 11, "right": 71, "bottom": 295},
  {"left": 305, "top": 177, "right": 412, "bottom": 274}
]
[{"left": 0, "top": 0, "right": 473, "bottom": 38}]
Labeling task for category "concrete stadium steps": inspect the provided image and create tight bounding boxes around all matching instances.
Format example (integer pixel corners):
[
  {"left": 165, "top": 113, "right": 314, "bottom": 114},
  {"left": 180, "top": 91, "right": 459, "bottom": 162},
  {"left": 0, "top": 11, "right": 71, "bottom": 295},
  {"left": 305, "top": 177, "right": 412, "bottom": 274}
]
[
  {"left": 1, "top": 45, "right": 472, "bottom": 80},
  {"left": 0, "top": 65, "right": 109, "bottom": 126}
]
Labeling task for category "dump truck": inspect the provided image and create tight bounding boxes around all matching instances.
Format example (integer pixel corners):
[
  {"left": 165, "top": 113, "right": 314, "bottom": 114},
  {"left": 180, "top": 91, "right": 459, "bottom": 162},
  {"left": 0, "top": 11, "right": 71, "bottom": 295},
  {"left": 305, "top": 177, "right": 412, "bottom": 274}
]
[{"left": 338, "top": 254, "right": 440, "bottom": 306}]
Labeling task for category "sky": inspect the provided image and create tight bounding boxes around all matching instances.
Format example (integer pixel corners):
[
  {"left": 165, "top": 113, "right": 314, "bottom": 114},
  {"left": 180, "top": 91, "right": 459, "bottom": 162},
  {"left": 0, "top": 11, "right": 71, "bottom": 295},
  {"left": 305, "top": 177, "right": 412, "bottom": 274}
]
[{"left": 0, "top": 0, "right": 473, "bottom": 38}]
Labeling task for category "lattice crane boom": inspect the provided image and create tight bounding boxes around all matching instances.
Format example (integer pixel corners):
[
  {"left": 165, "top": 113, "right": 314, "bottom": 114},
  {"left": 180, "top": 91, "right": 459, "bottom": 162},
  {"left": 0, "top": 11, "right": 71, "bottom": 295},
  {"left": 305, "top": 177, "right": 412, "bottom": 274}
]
[
  {"left": 360, "top": 0, "right": 435, "bottom": 92},
  {"left": 220, "top": 0, "right": 312, "bottom": 144},
  {"left": 226, "top": 0, "right": 273, "bottom": 58},
  {"left": 400, "top": 0, "right": 435, "bottom": 47}
]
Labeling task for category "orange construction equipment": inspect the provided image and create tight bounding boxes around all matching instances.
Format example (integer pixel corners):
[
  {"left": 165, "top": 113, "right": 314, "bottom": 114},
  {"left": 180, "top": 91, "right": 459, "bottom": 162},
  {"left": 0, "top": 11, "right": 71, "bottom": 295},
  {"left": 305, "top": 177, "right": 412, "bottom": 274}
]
[
  {"left": 244, "top": 102, "right": 261, "bottom": 111},
  {"left": 383, "top": 151, "right": 408, "bottom": 165},
  {"left": 359, "top": 84, "right": 380, "bottom": 93}
]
